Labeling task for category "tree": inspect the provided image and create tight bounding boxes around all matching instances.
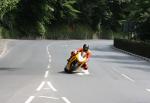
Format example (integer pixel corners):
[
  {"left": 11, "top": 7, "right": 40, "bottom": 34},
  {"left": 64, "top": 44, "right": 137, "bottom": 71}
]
[{"left": 0, "top": 0, "right": 19, "bottom": 29}]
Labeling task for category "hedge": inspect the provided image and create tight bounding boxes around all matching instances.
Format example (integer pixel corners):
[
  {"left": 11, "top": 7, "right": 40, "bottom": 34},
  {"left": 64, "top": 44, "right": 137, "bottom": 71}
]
[{"left": 114, "top": 38, "right": 150, "bottom": 58}]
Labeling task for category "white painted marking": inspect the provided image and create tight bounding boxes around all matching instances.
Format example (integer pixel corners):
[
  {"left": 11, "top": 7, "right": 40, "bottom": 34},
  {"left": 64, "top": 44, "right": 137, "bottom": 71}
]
[
  {"left": 49, "top": 55, "right": 51, "bottom": 58},
  {"left": 25, "top": 96, "right": 35, "bottom": 103},
  {"left": 36, "top": 81, "right": 45, "bottom": 91},
  {"left": 47, "top": 81, "right": 57, "bottom": 92},
  {"left": 121, "top": 74, "right": 135, "bottom": 82},
  {"left": 47, "top": 45, "right": 51, "bottom": 56},
  {"left": 146, "top": 89, "right": 150, "bottom": 92},
  {"left": 49, "top": 59, "right": 52, "bottom": 63},
  {"left": 62, "top": 97, "right": 71, "bottom": 103},
  {"left": 39, "top": 96, "right": 59, "bottom": 100},
  {"left": 44, "top": 71, "right": 49, "bottom": 78},
  {"left": 46, "top": 46, "right": 49, "bottom": 52},
  {"left": 48, "top": 65, "right": 50, "bottom": 69}
]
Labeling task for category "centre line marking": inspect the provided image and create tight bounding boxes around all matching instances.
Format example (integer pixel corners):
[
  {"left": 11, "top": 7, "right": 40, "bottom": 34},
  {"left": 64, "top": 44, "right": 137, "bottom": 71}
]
[
  {"left": 48, "top": 65, "right": 50, "bottom": 69},
  {"left": 49, "top": 55, "right": 51, "bottom": 58},
  {"left": 25, "top": 96, "right": 35, "bottom": 103},
  {"left": 146, "top": 89, "right": 150, "bottom": 92},
  {"left": 49, "top": 59, "right": 52, "bottom": 63},
  {"left": 39, "top": 96, "right": 59, "bottom": 100},
  {"left": 121, "top": 74, "right": 135, "bottom": 82},
  {"left": 61, "top": 97, "right": 71, "bottom": 103},
  {"left": 44, "top": 71, "right": 49, "bottom": 78},
  {"left": 36, "top": 81, "right": 45, "bottom": 91},
  {"left": 47, "top": 81, "right": 57, "bottom": 92}
]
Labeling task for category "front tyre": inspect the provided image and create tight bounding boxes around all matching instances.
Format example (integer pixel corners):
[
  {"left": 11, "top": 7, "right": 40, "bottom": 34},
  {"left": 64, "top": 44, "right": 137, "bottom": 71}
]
[{"left": 64, "top": 66, "right": 72, "bottom": 73}]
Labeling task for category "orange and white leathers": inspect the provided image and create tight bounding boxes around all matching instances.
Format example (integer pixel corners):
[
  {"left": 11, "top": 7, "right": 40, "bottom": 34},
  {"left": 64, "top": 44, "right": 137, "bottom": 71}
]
[{"left": 69, "top": 48, "right": 92, "bottom": 70}]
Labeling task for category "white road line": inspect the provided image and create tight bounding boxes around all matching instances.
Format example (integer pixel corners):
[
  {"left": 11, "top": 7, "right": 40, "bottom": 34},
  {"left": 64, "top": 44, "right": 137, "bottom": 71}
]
[
  {"left": 47, "top": 45, "right": 51, "bottom": 56},
  {"left": 49, "top": 55, "right": 51, "bottom": 58},
  {"left": 36, "top": 81, "right": 45, "bottom": 91},
  {"left": 39, "top": 96, "right": 59, "bottom": 100},
  {"left": 44, "top": 71, "right": 49, "bottom": 78},
  {"left": 47, "top": 65, "right": 50, "bottom": 69},
  {"left": 47, "top": 81, "right": 57, "bottom": 92},
  {"left": 49, "top": 59, "right": 52, "bottom": 63},
  {"left": 25, "top": 96, "right": 35, "bottom": 103},
  {"left": 61, "top": 97, "right": 71, "bottom": 103},
  {"left": 121, "top": 74, "right": 135, "bottom": 82},
  {"left": 146, "top": 89, "right": 150, "bottom": 92},
  {"left": 46, "top": 45, "right": 49, "bottom": 53}
]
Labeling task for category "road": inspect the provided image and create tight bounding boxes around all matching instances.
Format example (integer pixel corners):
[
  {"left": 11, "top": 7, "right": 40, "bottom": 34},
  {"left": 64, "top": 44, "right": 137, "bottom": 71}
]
[{"left": 0, "top": 40, "right": 150, "bottom": 103}]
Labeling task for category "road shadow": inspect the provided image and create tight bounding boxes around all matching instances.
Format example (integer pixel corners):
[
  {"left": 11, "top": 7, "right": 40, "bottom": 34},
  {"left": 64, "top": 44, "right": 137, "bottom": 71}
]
[
  {"left": 123, "top": 66, "right": 150, "bottom": 72},
  {"left": 0, "top": 67, "right": 17, "bottom": 71},
  {"left": 58, "top": 71, "right": 80, "bottom": 74},
  {"left": 91, "top": 45, "right": 116, "bottom": 52},
  {"left": 92, "top": 55, "right": 133, "bottom": 60}
]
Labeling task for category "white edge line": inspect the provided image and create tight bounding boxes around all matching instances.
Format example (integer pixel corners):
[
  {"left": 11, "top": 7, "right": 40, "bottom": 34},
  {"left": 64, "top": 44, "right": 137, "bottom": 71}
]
[
  {"left": 47, "top": 81, "right": 57, "bottom": 92},
  {"left": 61, "top": 97, "right": 71, "bottom": 103},
  {"left": 44, "top": 71, "right": 49, "bottom": 78},
  {"left": 36, "top": 81, "right": 45, "bottom": 91},
  {"left": 146, "top": 89, "right": 150, "bottom": 92},
  {"left": 121, "top": 74, "right": 135, "bottom": 82},
  {"left": 47, "top": 45, "right": 51, "bottom": 55},
  {"left": 25, "top": 96, "right": 35, "bottom": 103},
  {"left": 39, "top": 96, "right": 59, "bottom": 100},
  {"left": 46, "top": 46, "right": 49, "bottom": 53}
]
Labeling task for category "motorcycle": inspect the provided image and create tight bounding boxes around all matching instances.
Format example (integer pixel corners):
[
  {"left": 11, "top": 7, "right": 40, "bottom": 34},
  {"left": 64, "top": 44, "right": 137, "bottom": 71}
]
[{"left": 64, "top": 52, "right": 87, "bottom": 73}]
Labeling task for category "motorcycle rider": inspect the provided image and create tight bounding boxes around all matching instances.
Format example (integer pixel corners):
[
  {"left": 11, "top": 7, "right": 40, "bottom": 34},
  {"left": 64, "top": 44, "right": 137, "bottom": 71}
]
[{"left": 68, "top": 44, "right": 92, "bottom": 74}]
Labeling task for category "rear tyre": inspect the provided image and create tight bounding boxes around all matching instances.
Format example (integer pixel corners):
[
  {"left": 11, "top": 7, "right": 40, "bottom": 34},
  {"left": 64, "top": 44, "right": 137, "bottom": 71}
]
[{"left": 64, "top": 67, "right": 68, "bottom": 73}]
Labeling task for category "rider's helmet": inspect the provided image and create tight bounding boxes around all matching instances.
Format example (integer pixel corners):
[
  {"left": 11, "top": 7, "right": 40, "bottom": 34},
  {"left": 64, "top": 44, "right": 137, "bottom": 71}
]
[{"left": 83, "top": 44, "right": 89, "bottom": 52}]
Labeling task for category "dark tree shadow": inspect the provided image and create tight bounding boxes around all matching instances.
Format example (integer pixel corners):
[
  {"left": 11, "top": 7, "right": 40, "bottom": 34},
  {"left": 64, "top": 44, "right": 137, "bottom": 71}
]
[
  {"left": 123, "top": 66, "right": 150, "bottom": 72},
  {"left": 91, "top": 55, "right": 135, "bottom": 60},
  {"left": 91, "top": 45, "right": 116, "bottom": 52},
  {"left": 106, "top": 60, "right": 150, "bottom": 66},
  {"left": 0, "top": 67, "right": 17, "bottom": 71}
]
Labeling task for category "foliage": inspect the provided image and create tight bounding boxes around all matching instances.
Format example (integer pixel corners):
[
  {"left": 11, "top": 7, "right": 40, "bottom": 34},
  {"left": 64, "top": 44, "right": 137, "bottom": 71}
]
[{"left": 0, "top": 0, "right": 149, "bottom": 40}]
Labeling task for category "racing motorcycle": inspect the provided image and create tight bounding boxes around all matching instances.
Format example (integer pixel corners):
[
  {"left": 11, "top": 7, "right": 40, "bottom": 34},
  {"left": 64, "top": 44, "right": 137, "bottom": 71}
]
[{"left": 64, "top": 51, "right": 87, "bottom": 73}]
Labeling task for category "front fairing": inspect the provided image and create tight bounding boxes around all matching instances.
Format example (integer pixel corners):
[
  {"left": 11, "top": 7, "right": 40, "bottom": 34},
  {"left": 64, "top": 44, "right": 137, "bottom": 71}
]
[{"left": 76, "top": 52, "right": 87, "bottom": 63}]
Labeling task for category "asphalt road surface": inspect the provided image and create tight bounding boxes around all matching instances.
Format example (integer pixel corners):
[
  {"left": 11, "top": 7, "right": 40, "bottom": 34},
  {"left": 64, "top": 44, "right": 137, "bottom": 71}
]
[{"left": 0, "top": 40, "right": 150, "bottom": 103}]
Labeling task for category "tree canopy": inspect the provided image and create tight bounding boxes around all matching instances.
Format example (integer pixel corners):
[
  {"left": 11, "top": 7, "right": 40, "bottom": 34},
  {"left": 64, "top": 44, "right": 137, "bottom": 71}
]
[{"left": 0, "top": 0, "right": 149, "bottom": 40}]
